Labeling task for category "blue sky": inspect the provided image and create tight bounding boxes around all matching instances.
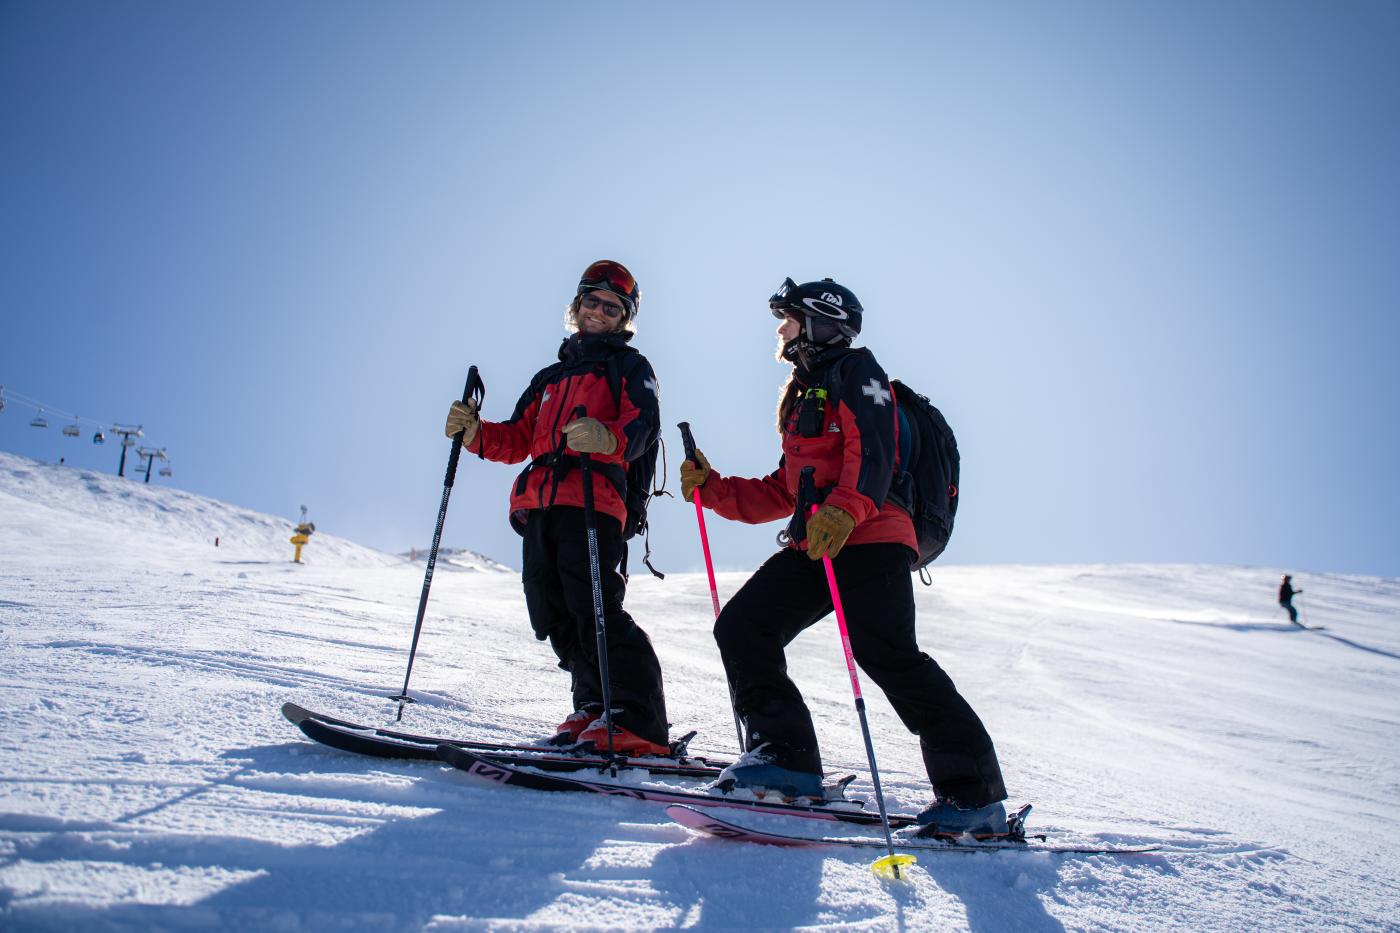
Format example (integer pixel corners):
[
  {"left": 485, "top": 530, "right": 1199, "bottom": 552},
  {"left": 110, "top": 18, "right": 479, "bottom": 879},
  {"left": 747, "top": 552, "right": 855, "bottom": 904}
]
[{"left": 3, "top": 1, "right": 1398, "bottom": 578}]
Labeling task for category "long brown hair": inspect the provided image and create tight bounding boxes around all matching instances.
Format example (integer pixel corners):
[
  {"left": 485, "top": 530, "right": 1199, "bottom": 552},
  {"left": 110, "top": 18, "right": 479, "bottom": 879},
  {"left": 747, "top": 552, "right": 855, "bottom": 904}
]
[{"left": 776, "top": 373, "right": 800, "bottom": 434}]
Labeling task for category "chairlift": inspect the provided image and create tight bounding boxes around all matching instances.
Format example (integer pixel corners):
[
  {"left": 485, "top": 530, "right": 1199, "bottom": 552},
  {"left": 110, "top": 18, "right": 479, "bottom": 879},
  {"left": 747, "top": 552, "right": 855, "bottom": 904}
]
[
  {"left": 93, "top": 431, "right": 106, "bottom": 445},
  {"left": 30, "top": 408, "right": 48, "bottom": 429},
  {"left": 159, "top": 466, "right": 172, "bottom": 477},
  {"left": 63, "top": 422, "right": 81, "bottom": 437}
]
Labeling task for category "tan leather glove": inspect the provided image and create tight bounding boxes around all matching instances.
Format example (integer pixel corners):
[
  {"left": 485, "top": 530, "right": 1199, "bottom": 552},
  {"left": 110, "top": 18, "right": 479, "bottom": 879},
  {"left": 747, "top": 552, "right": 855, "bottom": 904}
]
[
  {"left": 444, "top": 398, "right": 480, "bottom": 445},
  {"left": 561, "top": 417, "right": 617, "bottom": 455},
  {"left": 806, "top": 504, "right": 856, "bottom": 561},
  {"left": 680, "top": 449, "right": 712, "bottom": 503}
]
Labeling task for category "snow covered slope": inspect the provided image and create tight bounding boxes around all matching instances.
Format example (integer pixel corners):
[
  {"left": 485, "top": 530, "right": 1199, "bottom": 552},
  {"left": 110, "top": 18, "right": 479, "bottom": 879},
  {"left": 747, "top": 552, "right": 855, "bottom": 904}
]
[
  {"left": 398, "top": 547, "right": 514, "bottom": 575},
  {"left": 0, "top": 450, "right": 394, "bottom": 567},
  {"left": 2, "top": 451, "right": 1398, "bottom": 931}
]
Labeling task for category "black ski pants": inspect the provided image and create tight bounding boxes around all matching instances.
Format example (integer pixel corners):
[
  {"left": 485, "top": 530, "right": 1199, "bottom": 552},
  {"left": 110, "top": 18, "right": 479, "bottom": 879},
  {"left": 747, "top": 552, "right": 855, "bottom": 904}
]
[
  {"left": 714, "top": 544, "right": 1006, "bottom": 807},
  {"left": 521, "top": 506, "right": 668, "bottom": 745}
]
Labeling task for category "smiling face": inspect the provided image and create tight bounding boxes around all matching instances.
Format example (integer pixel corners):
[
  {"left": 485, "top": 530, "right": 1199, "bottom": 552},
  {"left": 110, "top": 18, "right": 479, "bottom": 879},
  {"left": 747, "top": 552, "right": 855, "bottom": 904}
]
[{"left": 575, "top": 289, "right": 628, "bottom": 334}]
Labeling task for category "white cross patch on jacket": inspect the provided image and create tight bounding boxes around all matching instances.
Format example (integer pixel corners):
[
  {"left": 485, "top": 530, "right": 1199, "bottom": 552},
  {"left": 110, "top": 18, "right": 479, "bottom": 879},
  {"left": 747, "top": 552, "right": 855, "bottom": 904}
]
[{"left": 861, "top": 378, "right": 891, "bottom": 406}]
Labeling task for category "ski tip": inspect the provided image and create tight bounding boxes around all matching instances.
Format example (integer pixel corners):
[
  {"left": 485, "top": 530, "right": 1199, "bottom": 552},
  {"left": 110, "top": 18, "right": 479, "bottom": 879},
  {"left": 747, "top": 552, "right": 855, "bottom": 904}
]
[
  {"left": 281, "top": 702, "right": 312, "bottom": 725},
  {"left": 665, "top": 804, "right": 709, "bottom": 826},
  {"left": 436, "top": 742, "right": 470, "bottom": 767}
]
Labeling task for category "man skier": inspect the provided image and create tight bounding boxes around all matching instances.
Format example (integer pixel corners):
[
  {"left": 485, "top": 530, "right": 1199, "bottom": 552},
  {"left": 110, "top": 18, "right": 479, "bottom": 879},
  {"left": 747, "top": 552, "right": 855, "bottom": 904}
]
[
  {"left": 680, "top": 276, "right": 1009, "bottom": 835},
  {"left": 1279, "top": 574, "right": 1303, "bottom": 626},
  {"left": 444, "top": 260, "right": 669, "bottom": 756}
]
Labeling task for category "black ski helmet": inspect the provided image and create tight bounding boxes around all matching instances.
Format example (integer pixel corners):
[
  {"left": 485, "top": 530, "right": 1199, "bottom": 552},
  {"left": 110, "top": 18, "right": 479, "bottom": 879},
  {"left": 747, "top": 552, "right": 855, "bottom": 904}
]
[
  {"left": 769, "top": 277, "right": 863, "bottom": 344},
  {"left": 576, "top": 259, "right": 640, "bottom": 323}
]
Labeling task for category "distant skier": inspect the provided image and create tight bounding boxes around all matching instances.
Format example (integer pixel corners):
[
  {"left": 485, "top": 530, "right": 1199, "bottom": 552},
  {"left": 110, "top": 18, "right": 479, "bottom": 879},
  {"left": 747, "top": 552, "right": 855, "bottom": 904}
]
[
  {"left": 679, "top": 276, "right": 1009, "bottom": 836},
  {"left": 1279, "top": 574, "right": 1303, "bottom": 626},
  {"left": 443, "top": 260, "right": 670, "bottom": 756}
]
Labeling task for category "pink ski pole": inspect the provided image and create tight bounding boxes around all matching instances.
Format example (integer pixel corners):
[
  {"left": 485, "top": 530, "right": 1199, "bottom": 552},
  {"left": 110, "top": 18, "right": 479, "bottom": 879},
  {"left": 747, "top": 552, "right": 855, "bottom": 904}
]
[
  {"left": 801, "top": 466, "right": 914, "bottom": 880},
  {"left": 679, "top": 422, "right": 746, "bottom": 753}
]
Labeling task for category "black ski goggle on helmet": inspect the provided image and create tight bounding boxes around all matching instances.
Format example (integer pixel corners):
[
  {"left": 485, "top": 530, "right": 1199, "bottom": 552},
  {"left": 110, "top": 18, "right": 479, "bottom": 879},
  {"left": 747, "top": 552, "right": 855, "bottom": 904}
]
[
  {"left": 577, "top": 260, "right": 640, "bottom": 316},
  {"left": 769, "top": 276, "right": 862, "bottom": 342}
]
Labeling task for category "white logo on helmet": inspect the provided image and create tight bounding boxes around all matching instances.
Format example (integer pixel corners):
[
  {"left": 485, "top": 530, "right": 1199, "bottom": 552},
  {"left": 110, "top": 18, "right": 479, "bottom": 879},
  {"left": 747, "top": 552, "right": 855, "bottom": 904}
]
[{"left": 801, "top": 297, "right": 849, "bottom": 320}]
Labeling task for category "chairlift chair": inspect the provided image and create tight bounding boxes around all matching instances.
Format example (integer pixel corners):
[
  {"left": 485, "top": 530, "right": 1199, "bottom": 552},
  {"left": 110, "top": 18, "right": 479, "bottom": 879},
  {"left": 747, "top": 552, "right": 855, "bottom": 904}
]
[
  {"left": 63, "top": 423, "right": 81, "bottom": 437},
  {"left": 159, "top": 466, "right": 172, "bottom": 477},
  {"left": 30, "top": 409, "right": 48, "bottom": 429},
  {"left": 93, "top": 431, "right": 106, "bottom": 445}
]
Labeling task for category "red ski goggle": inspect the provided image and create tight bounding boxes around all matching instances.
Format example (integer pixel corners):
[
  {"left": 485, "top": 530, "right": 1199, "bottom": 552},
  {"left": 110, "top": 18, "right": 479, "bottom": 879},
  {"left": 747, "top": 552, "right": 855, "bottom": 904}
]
[{"left": 578, "top": 260, "right": 639, "bottom": 307}]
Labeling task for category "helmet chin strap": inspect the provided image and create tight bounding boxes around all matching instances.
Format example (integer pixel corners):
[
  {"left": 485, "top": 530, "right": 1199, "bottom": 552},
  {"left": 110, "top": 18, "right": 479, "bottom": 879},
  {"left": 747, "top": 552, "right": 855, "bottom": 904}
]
[{"left": 785, "top": 334, "right": 848, "bottom": 371}]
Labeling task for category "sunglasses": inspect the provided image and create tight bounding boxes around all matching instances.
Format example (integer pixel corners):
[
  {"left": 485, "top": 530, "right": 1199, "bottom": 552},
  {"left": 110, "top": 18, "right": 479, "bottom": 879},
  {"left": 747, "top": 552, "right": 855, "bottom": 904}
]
[
  {"left": 580, "top": 294, "right": 626, "bottom": 318},
  {"left": 580, "top": 260, "right": 638, "bottom": 304}
]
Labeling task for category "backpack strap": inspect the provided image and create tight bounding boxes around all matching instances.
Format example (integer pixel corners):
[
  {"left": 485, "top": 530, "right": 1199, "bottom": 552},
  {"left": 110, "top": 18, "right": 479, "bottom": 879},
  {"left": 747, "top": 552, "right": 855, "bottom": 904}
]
[{"left": 605, "top": 347, "right": 669, "bottom": 581}]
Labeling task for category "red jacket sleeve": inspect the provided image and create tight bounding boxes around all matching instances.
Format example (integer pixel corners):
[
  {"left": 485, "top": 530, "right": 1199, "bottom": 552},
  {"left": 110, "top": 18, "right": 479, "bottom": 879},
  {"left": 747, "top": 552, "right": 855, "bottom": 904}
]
[
  {"left": 469, "top": 380, "right": 540, "bottom": 465},
  {"left": 700, "top": 458, "right": 795, "bottom": 524}
]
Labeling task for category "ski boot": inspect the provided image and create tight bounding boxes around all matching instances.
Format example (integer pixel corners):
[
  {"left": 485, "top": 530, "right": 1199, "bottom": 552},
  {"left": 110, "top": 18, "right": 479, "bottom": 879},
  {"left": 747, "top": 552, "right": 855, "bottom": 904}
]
[
  {"left": 914, "top": 798, "right": 1009, "bottom": 838},
  {"left": 711, "top": 743, "right": 826, "bottom": 800},
  {"left": 544, "top": 707, "right": 601, "bottom": 747},
  {"left": 575, "top": 717, "right": 670, "bottom": 757}
]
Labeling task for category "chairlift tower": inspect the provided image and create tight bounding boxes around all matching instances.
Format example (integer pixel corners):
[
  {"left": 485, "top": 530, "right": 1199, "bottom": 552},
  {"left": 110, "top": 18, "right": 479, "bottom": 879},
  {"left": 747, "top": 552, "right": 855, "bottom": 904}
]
[
  {"left": 135, "top": 447, "right": 168, "bottom": 484},
  {"left": 111, "top": 425, "right": 143, "bottom": 477}
]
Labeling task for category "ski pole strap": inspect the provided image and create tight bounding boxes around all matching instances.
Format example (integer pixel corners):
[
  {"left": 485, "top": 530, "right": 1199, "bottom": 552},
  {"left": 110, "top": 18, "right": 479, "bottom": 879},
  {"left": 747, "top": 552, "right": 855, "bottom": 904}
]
[
  {"left": 791, "top": 466, "right": 819, "bottom": 545},
  {"left": 445, "top": 365, "right": 486, "bottom": 486}
]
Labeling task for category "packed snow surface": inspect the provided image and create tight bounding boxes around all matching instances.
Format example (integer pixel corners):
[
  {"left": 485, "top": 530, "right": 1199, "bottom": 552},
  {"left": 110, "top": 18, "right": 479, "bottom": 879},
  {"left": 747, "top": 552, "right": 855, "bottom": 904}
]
[{"left": 2, "top": 451, "right": 1398, "bottom": 931}]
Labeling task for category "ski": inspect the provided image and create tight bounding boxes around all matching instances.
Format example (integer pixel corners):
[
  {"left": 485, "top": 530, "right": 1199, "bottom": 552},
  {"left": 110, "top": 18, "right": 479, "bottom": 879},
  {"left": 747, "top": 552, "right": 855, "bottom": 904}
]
[
  {"left": 667, "top": 804, "right": 1161, "bottom": 855},
  {"left": 282, "top": 703, "right": 728, "bottom": 777},
  {"left": 437, "top": 744, "right": 920, "bottom": 828}
]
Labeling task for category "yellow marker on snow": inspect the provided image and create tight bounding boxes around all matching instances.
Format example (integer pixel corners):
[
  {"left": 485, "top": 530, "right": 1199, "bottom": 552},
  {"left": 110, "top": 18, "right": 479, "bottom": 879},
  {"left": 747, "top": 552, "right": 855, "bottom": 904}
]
[{"left": 290, "top": 521, "right": 315, "bottom": 563}]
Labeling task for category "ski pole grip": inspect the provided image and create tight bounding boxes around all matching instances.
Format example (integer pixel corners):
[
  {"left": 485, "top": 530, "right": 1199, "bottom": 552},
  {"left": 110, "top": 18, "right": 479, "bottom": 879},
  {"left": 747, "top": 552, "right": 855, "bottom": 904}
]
[
  {"left": 678, "top": 422, "right": 698, "bottom": 463},
  {"left": 444, "top": 365, "right": 484, "bottom": 487}
]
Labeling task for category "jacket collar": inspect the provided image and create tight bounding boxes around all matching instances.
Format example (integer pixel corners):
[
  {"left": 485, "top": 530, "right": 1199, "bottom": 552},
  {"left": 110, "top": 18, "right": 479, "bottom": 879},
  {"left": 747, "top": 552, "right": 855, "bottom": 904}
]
[
  {"left": 559, "top": 330, "right": 633, "bottom": 365},
  {"left": 792, "top": 343, "right": 854, "bottom": 382}
]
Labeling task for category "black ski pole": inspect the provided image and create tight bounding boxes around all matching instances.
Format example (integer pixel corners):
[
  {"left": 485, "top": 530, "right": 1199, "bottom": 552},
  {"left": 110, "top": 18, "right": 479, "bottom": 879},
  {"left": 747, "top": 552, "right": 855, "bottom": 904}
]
[
  {"left": 575, "top": 405, "right": 620, "bottom": 772},
  {"left": 678, "top": 421, "right": 746, "bottom": 754},
  {"left": 390, "top": 366, "right": 485, "bottom": 721}
]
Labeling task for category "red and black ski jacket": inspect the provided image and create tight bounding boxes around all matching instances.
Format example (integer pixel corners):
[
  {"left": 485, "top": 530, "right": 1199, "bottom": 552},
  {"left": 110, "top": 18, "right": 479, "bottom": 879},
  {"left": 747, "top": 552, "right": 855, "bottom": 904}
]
[
  {"left": 699, "top": 347, "right": 918, "bottom": 556},
  {"left": 469, "top": 332, "right": 660, "bottom": 533}
]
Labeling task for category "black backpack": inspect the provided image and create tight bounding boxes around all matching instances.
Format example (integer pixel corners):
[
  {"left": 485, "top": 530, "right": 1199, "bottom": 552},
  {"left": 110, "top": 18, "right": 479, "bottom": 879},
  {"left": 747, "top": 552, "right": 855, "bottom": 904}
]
[
  {"left": 826, "top": 351, "right": 959, "bottom": 578},
  {"left": 889, "top": 381, "right": 960, "bottom": 576}
]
